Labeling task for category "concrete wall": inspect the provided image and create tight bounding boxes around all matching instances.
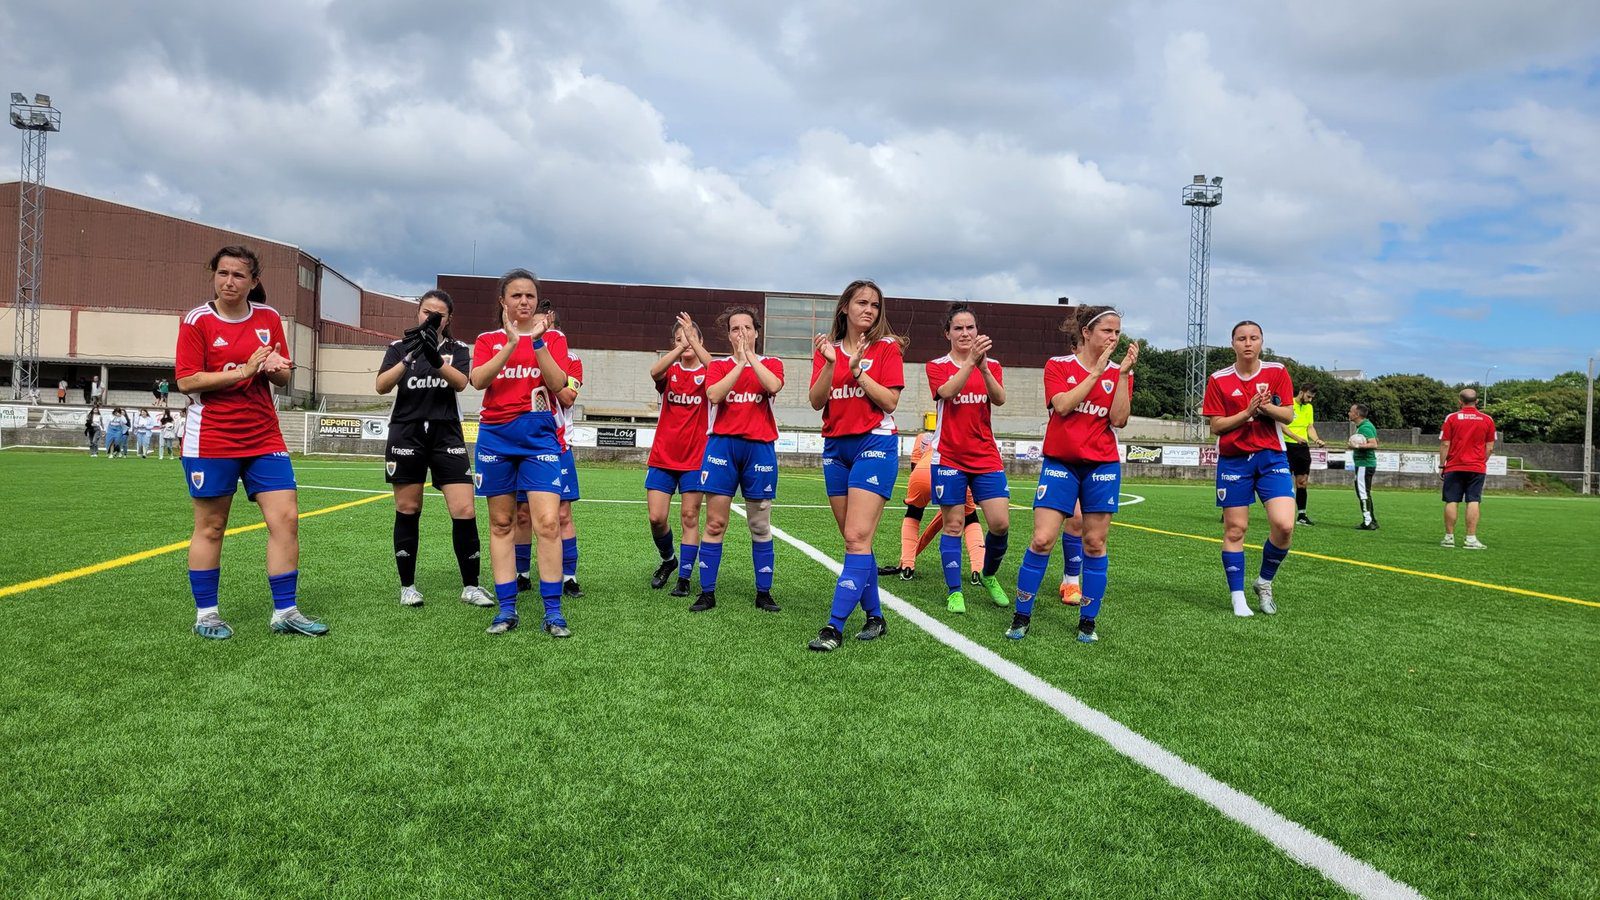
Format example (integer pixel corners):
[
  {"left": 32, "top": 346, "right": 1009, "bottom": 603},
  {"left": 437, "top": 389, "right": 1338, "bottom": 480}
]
[{"left": 317, "top": 345, "right": 391, "bottom": 401}]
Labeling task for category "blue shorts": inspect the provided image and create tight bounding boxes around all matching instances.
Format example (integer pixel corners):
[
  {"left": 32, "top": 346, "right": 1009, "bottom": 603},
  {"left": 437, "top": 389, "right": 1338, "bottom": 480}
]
[
  {"left": 183, "top": 452, "right": 297, "bottom": 500},
  {"left": 698, "top": 435, "right": 778, "bottom": 500},
  {"left": 933, "top": 466, "right": 1010, "bottom": 505},
  {"left": 474, "top": 413, "right": 564, "bottom": 498},
  {"left": 1034, "top": 458, "right": 1120, "bottom": 515},
  {"left": 822, "top": 433, "right": 900, "bottom": 499},
  {"left": 558, "top": 448, "right": 580, "bottom": 502},
  {"left": 645, "top": 466, "right": 700, "bottom": 496},
  {"left": 1216, "top": 450, "right": 1294, "bottom": 508}
]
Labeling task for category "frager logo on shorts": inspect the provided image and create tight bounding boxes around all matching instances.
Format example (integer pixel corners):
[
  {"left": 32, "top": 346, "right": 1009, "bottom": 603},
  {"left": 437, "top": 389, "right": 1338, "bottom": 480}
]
[
  {"left": 391, "top": 447, "right": 417, "bottom": 456},
  {"left": 707, "top": 456, "right": 730, "bottom": 467},
  {"left": 1269, "top": 466, "right": 1290, "bottom": 476},
  {"left": 1218, "top": 473, "right": 1242, "bottom": 482},
  {"left": 447, "top": 446, "right": 466, "bottom": 456},
  {"left": 1090, "top": 472, "right": 1117, "bottom": 482},
  {"left": 536, "top": 454, "right": 559, "bottom": 462},
  {"left": 937, "top": 467, "right": 957, "bottom": 477},
  {"left": 1036, "top": 483, "right": 1048, "bottom": 500},
  {"left": 753, "top": 464, "right": 775, "bottom": 473},
  {"left": 859, "top": 450, "right": 888, "bottom": 459},
  {"left": 386, "top": 461, "right": 397, "bottom": 476},
  {"left": 190, "top": 471, "right": 205, "bottom": 490},
  {"left": 477, "top": 453, "right": 500, "bottom": 463}
]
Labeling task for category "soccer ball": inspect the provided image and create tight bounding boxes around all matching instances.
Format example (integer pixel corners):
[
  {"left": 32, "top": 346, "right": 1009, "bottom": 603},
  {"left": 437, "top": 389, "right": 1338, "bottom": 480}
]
[{"left": 1348, "top": 434, "right": 1368, "bottom": 448}]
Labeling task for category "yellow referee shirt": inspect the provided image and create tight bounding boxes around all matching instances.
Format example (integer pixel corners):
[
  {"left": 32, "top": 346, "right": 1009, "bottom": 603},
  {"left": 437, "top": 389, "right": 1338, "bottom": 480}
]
[{"left": 1285, "top": 400, "right": 1314, "bottom": 444}]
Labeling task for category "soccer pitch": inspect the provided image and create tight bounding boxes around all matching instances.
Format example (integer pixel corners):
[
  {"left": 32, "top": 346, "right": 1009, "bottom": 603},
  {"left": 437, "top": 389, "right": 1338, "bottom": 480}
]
[{"left": 2, "top": 451, "right": 1596, "bottom": 898}]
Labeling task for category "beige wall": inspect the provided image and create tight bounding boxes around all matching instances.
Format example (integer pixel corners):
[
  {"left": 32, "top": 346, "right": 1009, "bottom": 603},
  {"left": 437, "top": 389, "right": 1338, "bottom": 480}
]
[
  {"left": 0, "top": 307, "right": 73, "bottom": 358},
  {"left": 290, "top": 321, "right": 315, "bottom": 395},
  {"left": 76, "top": 310, "right": 180, "bottom": 361},
  {"left": 317, "top": 344, "right": 390, "bottom": 399}
]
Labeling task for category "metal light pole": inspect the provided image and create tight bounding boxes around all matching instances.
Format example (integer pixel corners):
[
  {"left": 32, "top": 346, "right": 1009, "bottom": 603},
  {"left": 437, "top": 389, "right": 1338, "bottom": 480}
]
[
  {"left": 1584, "top": 355, "right": 1594, "bottom": 496},
  {"left": 1482, "top": 364, "right": 1497, "bottom": 407},
  {"left": 1183, "top": 174, "right": 1222, "bottom": 441},
  {"left": 9, "top": 91, "right": 60, "bottom": 402}
]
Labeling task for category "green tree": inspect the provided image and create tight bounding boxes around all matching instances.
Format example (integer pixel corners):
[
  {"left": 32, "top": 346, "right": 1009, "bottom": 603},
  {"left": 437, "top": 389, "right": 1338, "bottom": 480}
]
[
  {"left": 1484, "top": 398, "right": 1550, "bottom": 442},
  {"left": 1346, "top": 381, "right": 1403, "bottom": 429},
  {"left": 1374, "top": 373, "right": 1455, "bottom": 430}
]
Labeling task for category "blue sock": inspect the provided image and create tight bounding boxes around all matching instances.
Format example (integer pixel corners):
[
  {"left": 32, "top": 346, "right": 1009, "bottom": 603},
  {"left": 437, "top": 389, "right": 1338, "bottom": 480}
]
[
  {"left": 698, "top": 541, "right": 724, "bottom": 592},
  {"left": 829, "top": 553, "right": 873, "bottom": 631},
  {"left": 268, "top": 570, "right": 297, "bottom": 612},
  {"left": 753, "top": 540, "right": 774, "bottom": 592},
  {"left": 939, "top": 533, "right": 963, "bottom": 590},
  {"left": 561, "top": 536, "right": 578, "bottom": 579},
  {"left": 1081, "top": 553, "right": 1108, "bottom": 619},
  {"left": 495, "top": 581, "right": 518, "bottom": 617},
  {"left": 678, "top": 543, "right": 698, "bottom": 580},
  {"left": 515, "top": 542, "right": 531, "bottom": 575},
  {"left": 1014, "top": 549, "right": 1049, "bottom": 616},
  {"left": 540, "top": 580, "right": 565, "bottom": 626},
  {"left": 861, "top": 555, "right": 882, "bottom": 618},
  {"left": 1222, "top": 550, "right": 1247, "bottom": 593},
  {"left": 982, "top": 530, "right": 1009, "bottom": 577},
  {"left": 189, "top": 568, "right": 220, "bottom": 611},
  {"left": 652, "top": 529, "right": 674, "bottom": 560},
  {"left": 1259, "top": 539, "right": 1289, "bottom": 583},
  {"left": 1062, "top": 534, "right": 1083, "bottom": 579}
]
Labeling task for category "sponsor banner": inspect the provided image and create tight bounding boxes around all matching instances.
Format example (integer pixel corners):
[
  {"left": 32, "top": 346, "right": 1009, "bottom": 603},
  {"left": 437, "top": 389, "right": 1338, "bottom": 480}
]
[
  {"left": 1201, "top": 446, "right": 1219, "bottom": 467},
  {"left": 1486, "top": 455, "right": 1508, "bottom": 476},
  {"left": 797, "top": 433, "right": 824, "bottom": 454},
  {"left": 1310, "top": 448, "right": 1329, "bottom": 470},
  {"left": 461, "top": 421, "right": 480, "bottom": 445},
  {"left": 1162, "top": 445, "right": 1201, "bottom": 467},
  {"left": 1125, "top": 445, "right": 1162, "bottom": 464},
  {"left": 596, "top": 426, "right": 637, "bottom": 448},
  {"left": 636, "top": 427, "right": 656, "bottom": 449},
  {"left": 0, "top": 405, "right": 30, "bottom": 428},
  {"left": 1399, "top": 452, "right": 1437, "bottom": 474},
  {"left": 776, "top": 432, "right": 799, "bottom": 454},
  {"left": 1013, "top": 440, "right": 1042, "bottom": 462},
  {"left": 317, "top": 416, "right": 363, "bottom": 439},
  {"left": 1375, "top": 451, "right": 1400, "bottom": 472},
  {"left": 568, "top": 426, "right": 597, "bottom": 448},
  {"left": 361, "top": 418, "right": 388, "bottom": 442},
  {"left": 39, "top": 408, "right": 86, "bottom": 428}
]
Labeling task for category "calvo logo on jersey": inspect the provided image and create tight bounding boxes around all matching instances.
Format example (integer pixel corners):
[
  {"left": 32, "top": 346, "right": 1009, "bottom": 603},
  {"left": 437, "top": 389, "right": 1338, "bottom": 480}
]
[
  {"left": 255, "top": 328, "right": 271, "bottom": 345},
  {"left": 190, "top": 471, "right": 205, "bottom": 490}
]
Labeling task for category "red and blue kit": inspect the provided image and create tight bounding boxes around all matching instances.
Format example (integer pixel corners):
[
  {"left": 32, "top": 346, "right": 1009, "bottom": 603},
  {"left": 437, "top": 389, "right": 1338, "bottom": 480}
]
[
  {"left": 926, "top": 355, "right": 1008, "bottom": 504},
  {"left": 1202, "top": 362, "right": 1295, "bottom": 507},
  {"left": 556, "top": 353, "right": 584, "bottom": 502},
  {"left": 812, "top": 337, "right": 905, "bottom": 499},
  {"left": 1032, "top": 355, "right": 1131, "bottom": 515},
  {"left": 174, "top": 301, "right": 296, "bottom": 499},
  {"left": 698, "top": 356, "right": 784, "bottom": 500},
  {"left": 472, "top": 329, "right": 571, "bottom": 498},
  {"left": 646, "top": 361, "right": 710, "bottom": 495}
]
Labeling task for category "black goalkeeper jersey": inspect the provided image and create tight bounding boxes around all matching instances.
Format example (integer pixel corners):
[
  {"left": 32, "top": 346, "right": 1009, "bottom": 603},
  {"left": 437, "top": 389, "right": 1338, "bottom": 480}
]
[{"left": 383, "top": 338, "right": 472, "bottom": 423}]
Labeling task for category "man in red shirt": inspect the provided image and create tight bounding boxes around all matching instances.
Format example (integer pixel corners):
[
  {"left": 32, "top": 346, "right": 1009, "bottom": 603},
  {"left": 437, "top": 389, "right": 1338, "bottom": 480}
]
[{"left": 1439, "top": 388, "right": 1496, "bottom": 549}]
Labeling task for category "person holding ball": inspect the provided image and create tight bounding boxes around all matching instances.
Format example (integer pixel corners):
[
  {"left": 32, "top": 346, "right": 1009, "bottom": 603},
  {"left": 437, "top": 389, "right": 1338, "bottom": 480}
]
[{"left": 1348, "top": 403, "right": 1380, "bottom": 530}]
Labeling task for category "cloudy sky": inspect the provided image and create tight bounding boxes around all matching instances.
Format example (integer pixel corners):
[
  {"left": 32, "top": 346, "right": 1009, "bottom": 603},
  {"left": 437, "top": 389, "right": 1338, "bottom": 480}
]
[{"left": 4, "top": 0, "right": 1598, "bottom": 382}]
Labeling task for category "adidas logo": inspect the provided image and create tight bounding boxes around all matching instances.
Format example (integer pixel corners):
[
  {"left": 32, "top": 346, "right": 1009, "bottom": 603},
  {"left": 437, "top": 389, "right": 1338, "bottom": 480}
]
[
  {"left": 1231, "top": 388, "right": 1243, "bottom": 397},
  {"left": 395, "top": 550, "right": 411, "bottom": 558},
  {"left": 1067, "top": 376, "right": 1078, "bottom": 385},
  {"left": 1226, "top": 565, "right": 1241, "bottom": 572},
  {"left": 468, "top": 552, "right": 480, "bottom": 560},
  {"left": 759, "top": 566, "right": 773, "bottom": 573},
  {"left": 866, "top": 475, "right": 880, "bottom": 485},
  {"left": 839, "top": 578, "right": 858, "bottom": 591},
  {"left": 212, "top": 336, "right": 229, "bottom": 348},
  {"left": 1070, "top": 555, "right": 1082, "bottom": 563},
  {"left": 698, "top": 559, "right": 709, "bottom": 568},
  {"left": 946, "top": 559, "right": 958, "bottom": 568},
  {"left": 551, "top": 478, "right": 560, "bottom": 485}
]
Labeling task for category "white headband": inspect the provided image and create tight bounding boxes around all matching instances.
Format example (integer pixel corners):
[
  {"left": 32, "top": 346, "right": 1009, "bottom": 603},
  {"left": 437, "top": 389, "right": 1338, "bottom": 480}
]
[{"left": 1083, "top": 309, "right": 1119, "bottom": 329}]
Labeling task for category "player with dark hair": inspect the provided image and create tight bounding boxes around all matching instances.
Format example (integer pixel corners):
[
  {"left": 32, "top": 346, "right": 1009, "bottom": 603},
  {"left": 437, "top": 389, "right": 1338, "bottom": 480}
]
[
  {"left": 1348, "top": 402, "right": 1380, "bottom": 530},
  {"left": 540, "top": 300, "right": 586, "bottom": 598},
  {"left": 468, "top": 269, "right": 573, "bottom": 636},
  {"left": 1203, "top": 320, "right": 1296, "bottom": 617},
  {"left": 807, "top": 279, "right": 906, "bottom": 651},
  {"left": 376, "top": 289, "right": 490, "bottom": 609},
  {"left": 926, "top": 303, "right": 1011, "bottom": 613},
  {"left": 175, "top": 245, "right": 325, "bottom": 639},
  {"left": 646, "top": 313, "right": 712, "bottom": 594},
  {"left": 1006, "top": 305, "right": 1136, "bottom": 642},
  {"left": 1283, "top": 384, "right": 1326, "bottom": 525},
  {"left": 691, "top": 306, "right": 785, "bottom": 614}
]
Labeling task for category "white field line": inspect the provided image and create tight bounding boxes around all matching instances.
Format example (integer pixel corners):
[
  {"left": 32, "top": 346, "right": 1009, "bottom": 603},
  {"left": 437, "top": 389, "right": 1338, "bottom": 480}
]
[{"left": 727, "top": 501, "right": 1422, "bottom": 900}]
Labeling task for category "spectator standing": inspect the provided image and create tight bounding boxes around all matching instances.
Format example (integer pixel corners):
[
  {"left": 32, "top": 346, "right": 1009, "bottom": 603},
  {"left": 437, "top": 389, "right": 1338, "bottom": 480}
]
[{"left": 1439, "top": 389, "right": 1496, "bottom": 550}]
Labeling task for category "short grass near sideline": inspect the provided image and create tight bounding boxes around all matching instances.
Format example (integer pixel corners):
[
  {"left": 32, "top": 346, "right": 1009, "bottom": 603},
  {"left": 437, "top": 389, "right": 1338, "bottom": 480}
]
[{"left": 2, "top": 450, "right": 1596, "bottom": 898}]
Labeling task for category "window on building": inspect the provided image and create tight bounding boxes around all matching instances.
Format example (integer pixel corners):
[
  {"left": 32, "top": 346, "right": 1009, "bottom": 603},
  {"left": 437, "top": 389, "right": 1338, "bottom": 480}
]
[
  {"left": 297, "top": 265, "right": 316, "bottom": 291},
  {"left": 763, "top": 294, "right": 834, "bottom": 357}
]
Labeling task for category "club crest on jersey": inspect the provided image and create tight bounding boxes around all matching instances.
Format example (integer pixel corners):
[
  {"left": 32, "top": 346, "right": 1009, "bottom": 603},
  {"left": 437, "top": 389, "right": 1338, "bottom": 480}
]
[
  {"left": 1101, "top": 379, "right": 1114, "bottom": 393},
  {"left": 1217, "top": 488, "right": 1228, "bottom": 502},
  {"left": 1036, "top": 483, "right": 1048, "bottom": 501},
  {"left": 857, "top": 359, "right": 873, "bottom": 372},
  {"left": 473, "top": 473, "right": 483, "bottom": 488},
  {"left": 1256, "top": 382, "right": 1271, "bottom": 395},
  {"left": 386, "top": 461, "right": 397, "bottom": 477},
  {"left": 190, "top": 471, "right": 205, "bottom": 490},
  {"left": 935, "top": 484, "right": 944, "bottom": 500},
  {"left": 693, "top": 375, "right": 705, "bottom": 385},
  {"left": 255, "top": 328, "right": 271, "bottom": 345}
]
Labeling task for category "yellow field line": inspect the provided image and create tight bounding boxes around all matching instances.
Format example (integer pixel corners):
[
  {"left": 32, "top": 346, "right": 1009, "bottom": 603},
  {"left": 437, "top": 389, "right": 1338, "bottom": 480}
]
[
  {"left": 0, "top": 494, "right": 389, "bottom": 600},
  {"left": 1110, "top": 521, "right": 1600, "bottom": 609}
]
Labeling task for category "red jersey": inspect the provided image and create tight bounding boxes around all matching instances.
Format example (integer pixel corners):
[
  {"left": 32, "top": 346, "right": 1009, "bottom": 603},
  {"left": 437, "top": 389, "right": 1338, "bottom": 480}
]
[
  {"left": 473, "top": 330, "right": 572, "bottom": 426},
  {"left": 811, "top": 337, "right": 905, "bottom": 438},
  {"left": 707, "top": 356, "right": 783, "bottom": 442},
  {"left": 1202, "top": 361, "right": 1294, "bottom": 456},
  {"left": 1042, "top": 355, "right": 1130, "bottom": 464},
  {"left": 650, "top": 361, "right": 710, "bottom": 471},
  {"left": 175, "top": 301, "right": 290, "bottom": 458},
  {"left": 1441, "top": 407, "right": 1497, "bottom": 473},
  {"left": 926, "top": 355, "right": 1004, "bottom": 471},
  {"left": 553, "top": 354, "right": 584, "bottom": 449}
]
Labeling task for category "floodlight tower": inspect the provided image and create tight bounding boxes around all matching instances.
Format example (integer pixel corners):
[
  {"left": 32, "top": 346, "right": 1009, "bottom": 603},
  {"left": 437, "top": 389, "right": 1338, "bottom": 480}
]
[
  {"left": 1182, "top": 174, "right": 1222, "bottom": 440},
  {"left": 9, "top": 92, "right": 60, "bottom": 401}
]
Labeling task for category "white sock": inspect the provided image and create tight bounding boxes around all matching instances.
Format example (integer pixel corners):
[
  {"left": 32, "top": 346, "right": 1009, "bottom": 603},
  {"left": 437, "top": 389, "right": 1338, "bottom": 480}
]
[
  {"left": 1064, "top": 574, "right": 1080, "bottom": 586},
  {"left": 272, "top": 605, "right": 297, "bottom": 620},
  {"left": 196, "top": 606, "right": 218, "bottom": 622},
  {"left": 1230, "top": 590, "right": 1252, "bottom": 616}
]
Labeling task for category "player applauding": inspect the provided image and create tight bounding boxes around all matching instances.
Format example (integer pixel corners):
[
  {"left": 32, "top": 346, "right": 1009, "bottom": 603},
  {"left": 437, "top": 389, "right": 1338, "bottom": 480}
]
[
  {"left": 925, "top": 303, "right": 1010, "bottom": 613},
  {"left": 1203, "top": 320, "right": 1296, "bottom": 617},
  {"left": 176, "top": 245, "right": 325, "bottom": 639},
  {"left": 692, "top": 307, "right": 785, "bottom": 614},
  {"left": 645, "top": 314, "right": 712, "bottom": 595},
  {"left": 1006, "top": 305, "right": 1136, "bottom": 642},
  {"left": 807, "top": 280, "right": 906, "bottom": 651}
]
